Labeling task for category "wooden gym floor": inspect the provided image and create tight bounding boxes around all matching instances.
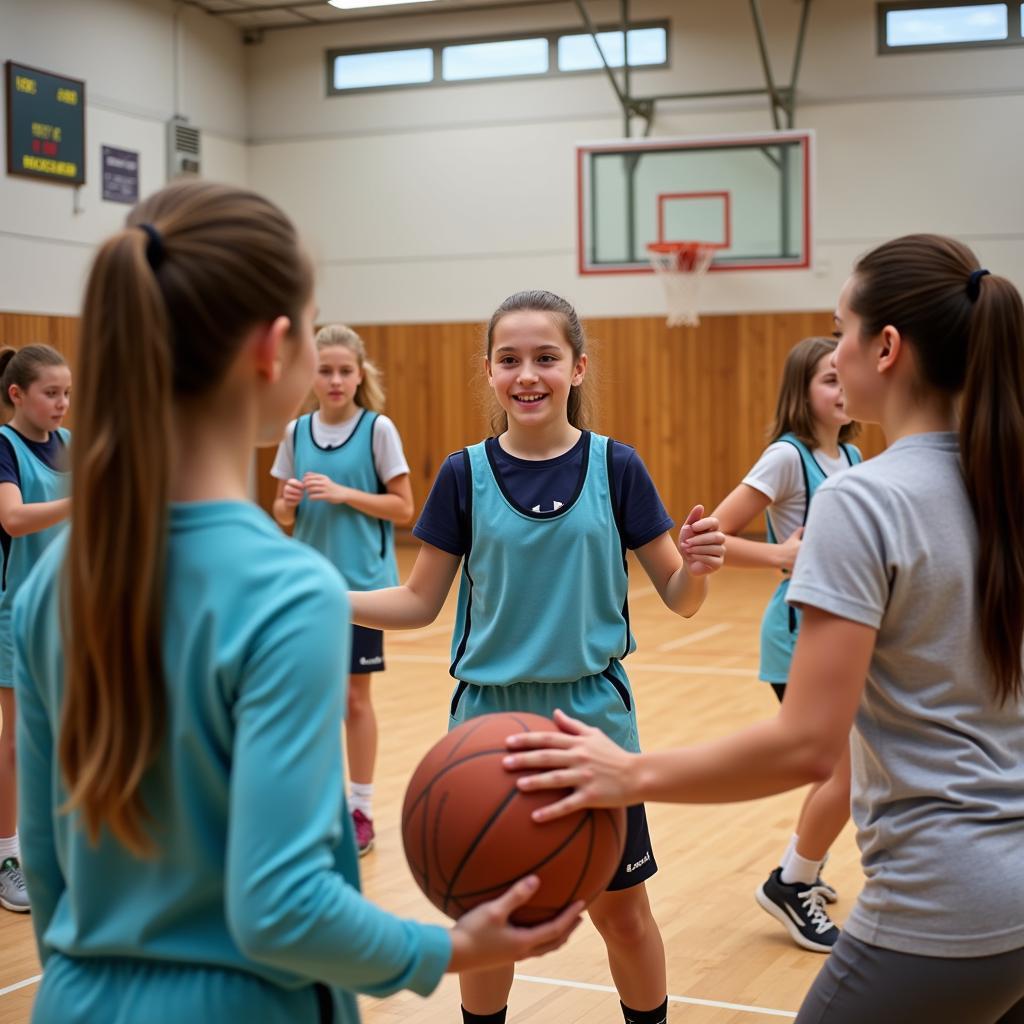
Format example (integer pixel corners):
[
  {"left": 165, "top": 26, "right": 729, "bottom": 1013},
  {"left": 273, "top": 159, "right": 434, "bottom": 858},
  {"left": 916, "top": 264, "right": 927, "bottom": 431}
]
[{"left": 0, "top": 551, "right": 862, "bottom": 1023}]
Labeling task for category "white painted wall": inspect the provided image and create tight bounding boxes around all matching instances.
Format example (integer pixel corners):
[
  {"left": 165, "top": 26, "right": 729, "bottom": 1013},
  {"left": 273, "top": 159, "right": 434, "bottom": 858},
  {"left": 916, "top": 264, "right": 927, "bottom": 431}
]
[
  {"left": 244, "top": 0, "right": 1024, "bottom": 322},
  {"left": 0, "top": 0, "right": 247, "bottom": 315},
  {"left": 3, "top": 0, "right": 1021, "bottom": 321}
]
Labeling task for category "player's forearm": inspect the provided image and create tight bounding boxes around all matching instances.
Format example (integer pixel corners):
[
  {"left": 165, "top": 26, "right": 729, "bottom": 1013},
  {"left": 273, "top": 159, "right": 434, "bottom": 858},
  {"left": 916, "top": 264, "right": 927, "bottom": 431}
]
[
  {"left": 0, "top": 497, "right": 70, "bottom": 537},
  {"left": 344, "top": 490, "right": 414, "bottom": 524},
  {"left": 272, "top": 499, "right": 295, "bottom": 527},
  {"left": 660, "top": 568, "right": 707, "bottom": 618},
  {"left": 629, "top": 718, "right": 832, "bottom": 805},
  {"left": 722, "top": 534, "right": 786, "bottom": 569},
  {"left": 349, "top": 585, "right": 440, "bottom": 630}
]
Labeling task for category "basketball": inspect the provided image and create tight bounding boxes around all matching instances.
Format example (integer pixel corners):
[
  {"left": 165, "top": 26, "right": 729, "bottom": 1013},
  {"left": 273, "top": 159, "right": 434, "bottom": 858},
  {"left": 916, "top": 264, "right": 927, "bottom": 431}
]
[{"left": 401, "top": 712, "right": 627, "bottom": 925}]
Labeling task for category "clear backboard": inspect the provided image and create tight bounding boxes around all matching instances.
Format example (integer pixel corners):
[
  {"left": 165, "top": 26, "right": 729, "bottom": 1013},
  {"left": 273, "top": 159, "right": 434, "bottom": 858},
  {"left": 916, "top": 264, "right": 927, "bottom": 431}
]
[{"left": 577, "top": 130, "right": 813, "bottom": 275}]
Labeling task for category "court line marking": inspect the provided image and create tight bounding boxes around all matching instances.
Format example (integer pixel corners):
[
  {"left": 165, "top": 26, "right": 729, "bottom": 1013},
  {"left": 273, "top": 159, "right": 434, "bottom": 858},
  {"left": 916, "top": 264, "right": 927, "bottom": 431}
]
[
  {"left": 386, "top": 653, "right": 756, "bottom": 677},
  {"left": 0, "top": 974, "right": 40, "bottom": 997},
  {"left": 514, "top": 973, "right": 797, "bottom": 1018},
  {"left": 656, "top": 621, "right": 734, "bottom": 652},
  {"left": 0, "top": 971, "right": 798, "bottom": 1018}
]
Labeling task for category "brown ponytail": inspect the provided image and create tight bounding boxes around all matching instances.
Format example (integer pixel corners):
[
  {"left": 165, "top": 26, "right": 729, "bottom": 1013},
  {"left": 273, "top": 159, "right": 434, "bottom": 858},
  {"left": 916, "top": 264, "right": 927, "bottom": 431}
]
[
  {"left": 63, "top": 181, "right": 313, "bottom": 854},
  {"left": 850, "top": 234, "right": 1024, "bottom": 705},
  {"left": 960, "top": 274, "right": 1024, "bottom": 705}
]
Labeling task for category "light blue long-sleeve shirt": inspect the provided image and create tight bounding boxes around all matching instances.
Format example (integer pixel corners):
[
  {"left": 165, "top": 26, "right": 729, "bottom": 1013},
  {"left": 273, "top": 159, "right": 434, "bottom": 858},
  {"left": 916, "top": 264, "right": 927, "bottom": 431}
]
[{"left": 14, "top": 502, "right": 450, "bottom": 1019}]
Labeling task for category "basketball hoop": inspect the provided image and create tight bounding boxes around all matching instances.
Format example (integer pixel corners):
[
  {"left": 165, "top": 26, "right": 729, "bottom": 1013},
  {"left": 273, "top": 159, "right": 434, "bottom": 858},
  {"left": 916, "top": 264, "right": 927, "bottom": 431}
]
[{"left": 646, "top": 241, "right": 718, "bottom": 328}]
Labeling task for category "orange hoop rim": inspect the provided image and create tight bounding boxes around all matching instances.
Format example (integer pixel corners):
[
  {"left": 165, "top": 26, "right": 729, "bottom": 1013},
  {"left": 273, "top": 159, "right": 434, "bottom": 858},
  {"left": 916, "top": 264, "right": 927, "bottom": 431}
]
[{"left": 646, "top": 240, "right": 725, "bottom": 255}]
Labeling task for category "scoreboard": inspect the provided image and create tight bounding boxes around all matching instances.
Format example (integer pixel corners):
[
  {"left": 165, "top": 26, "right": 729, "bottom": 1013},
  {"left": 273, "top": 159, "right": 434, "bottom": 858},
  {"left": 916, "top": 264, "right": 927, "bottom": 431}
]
[{"left": 5, "top": 61, "right": 86, "bottom": 186}]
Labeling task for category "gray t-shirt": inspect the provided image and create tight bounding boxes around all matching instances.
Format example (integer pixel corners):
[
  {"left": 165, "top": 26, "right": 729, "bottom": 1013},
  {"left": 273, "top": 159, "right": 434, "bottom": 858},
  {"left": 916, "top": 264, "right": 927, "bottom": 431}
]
[{"left": 788, "top": 432, "right": 1024, "bottom": 958}]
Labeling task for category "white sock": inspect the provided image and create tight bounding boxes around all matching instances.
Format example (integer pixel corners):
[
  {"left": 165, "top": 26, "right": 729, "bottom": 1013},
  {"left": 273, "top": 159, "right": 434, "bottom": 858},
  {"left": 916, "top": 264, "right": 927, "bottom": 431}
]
[
  {"left": 349, "top": 783, "right": 374, "bottom": 818},
  {"left": 781, "top": 849, "right": 824, "bottom": 886},
  {"left": 779, "top": 834, "right": 799, "bottom": 871},
  {"left": 0, "top": 833, "right": 19, "bottom": 861}
]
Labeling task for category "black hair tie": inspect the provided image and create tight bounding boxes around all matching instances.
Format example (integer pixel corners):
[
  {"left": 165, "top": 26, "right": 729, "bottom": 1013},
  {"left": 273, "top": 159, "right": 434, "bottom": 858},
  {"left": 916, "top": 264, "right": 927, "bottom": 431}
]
[
  {"left": 139, "top": 223, "right": 165, "bottom": 272},
  {"left": 966, "top": 268, "right": 990, "bottom": 302}
]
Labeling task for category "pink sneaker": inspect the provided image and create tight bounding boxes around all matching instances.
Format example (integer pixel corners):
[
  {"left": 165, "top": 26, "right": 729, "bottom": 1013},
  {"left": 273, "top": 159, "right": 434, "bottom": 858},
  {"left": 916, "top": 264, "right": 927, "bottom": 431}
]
[{"left": 352, "top": 809, "right": 375, "bottom": 857}]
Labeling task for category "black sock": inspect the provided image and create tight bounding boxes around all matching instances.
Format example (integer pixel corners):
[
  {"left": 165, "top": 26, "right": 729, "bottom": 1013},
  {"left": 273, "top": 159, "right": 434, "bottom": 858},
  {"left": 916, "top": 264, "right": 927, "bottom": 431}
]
[
  {"left": 621, "top": 997, "right": 668, "bottom": 1024},
  {"left": 461, "top": 1008, "right": 507, "bottom": 1024}
]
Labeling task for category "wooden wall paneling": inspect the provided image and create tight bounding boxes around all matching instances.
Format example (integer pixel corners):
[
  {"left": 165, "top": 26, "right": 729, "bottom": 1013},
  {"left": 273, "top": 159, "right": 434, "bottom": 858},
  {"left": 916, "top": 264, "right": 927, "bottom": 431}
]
[{"left": 1, "top": 310, "right": 888, "bottom": 535}]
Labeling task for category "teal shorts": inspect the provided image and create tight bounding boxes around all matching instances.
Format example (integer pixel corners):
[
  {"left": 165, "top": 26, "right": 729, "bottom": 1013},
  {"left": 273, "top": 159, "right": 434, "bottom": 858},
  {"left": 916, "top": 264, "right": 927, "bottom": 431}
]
[
  {"left": 448, "top": 660, "right": 640, "bottom": 754},
  {"left": 447, "top": 660, "right": 657, "bottom": 890}
]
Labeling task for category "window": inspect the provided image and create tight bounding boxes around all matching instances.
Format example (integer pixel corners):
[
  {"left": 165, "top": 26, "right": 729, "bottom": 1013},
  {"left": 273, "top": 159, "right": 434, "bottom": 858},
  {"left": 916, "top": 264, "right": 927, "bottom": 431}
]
[
  {"left": 442, "top": 38, "right": 548, "bottom": 81},
  {"left": 331, "top": 47, "right": 434, "bottom": 89},
  {"left": 878, "top": 2, "right": 1023, "bottom": 51},
  {"left": 327, "top": 21, "right": 668, "bottom": 94},
  {"left": 558, "top": 27, "right": 668, "bottom": 72}
]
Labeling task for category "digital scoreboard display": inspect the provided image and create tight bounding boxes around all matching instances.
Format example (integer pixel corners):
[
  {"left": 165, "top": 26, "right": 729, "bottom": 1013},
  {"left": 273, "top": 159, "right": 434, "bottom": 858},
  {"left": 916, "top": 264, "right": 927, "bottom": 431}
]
[{"left": 5, "top": 61, "right": 86, "bottom": 186}]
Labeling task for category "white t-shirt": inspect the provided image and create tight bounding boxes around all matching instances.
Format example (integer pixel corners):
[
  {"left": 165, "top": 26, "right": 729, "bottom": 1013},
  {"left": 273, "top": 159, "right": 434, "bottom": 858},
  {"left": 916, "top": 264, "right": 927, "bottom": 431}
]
[
  {"left": 743, "top": 441, "right": 859, "bottom": 541},
  {"left": 271, "top": 410, "right": 410, "bottom": 485}
]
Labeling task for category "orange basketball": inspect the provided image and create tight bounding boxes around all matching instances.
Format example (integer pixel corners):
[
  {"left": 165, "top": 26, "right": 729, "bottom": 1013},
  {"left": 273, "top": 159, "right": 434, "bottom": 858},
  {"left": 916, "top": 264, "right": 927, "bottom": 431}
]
[{"left": 401, "top": 711, "right": 627, "bottom": 925}]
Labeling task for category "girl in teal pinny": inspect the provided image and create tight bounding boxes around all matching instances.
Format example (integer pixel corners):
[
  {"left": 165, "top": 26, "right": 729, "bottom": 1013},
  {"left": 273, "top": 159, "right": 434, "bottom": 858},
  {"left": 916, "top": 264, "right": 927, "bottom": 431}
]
[
  {"left": 13, "top": 183, "right": 581, "bottom": 1024},
  {"left": 350, "top": 290, "right": 726, "bottom": 1024},
  {"left": 272, "top": 325, "right": 414, "bottom": 856},
  {"left": 0, "top": 344, "right": 71, "bottom": 914},
  {"left": 712, "top": 337, "right": 861, "bottom": 953}
]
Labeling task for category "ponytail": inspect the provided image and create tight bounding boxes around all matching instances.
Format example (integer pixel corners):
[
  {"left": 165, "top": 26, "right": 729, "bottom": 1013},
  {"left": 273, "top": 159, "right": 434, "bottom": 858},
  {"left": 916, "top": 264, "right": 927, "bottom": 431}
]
[
  {"left": 960, "top": 274, "right": 1024, "bottom": 705},
  {"left": 62, "top": 181, "right": 312, "bottom": 855},
  {"left": 63, "top": 230, "right": 173, "bottom": 855},
  {"left": 851, "top": 234, "right": 1024, "bottom": 705}
]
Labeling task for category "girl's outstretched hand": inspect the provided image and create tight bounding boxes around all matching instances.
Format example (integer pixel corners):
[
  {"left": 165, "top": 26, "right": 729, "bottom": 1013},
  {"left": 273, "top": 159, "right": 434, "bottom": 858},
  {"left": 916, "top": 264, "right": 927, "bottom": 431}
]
[
  {"left": 447, "top": 875, "right": 584, "bottom": 973},
  {"left": 678, "top": 504, "right": 726, "bottom": 577},
  {"left": 503, "top": 710, "right": 639, "bottom": 822}
]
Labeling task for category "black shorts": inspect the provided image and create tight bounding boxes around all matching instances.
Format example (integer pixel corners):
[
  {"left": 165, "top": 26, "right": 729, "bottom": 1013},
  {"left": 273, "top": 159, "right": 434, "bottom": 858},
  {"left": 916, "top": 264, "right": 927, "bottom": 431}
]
[
  {"left": 606, "top": 803, "right": 658, "bottom": 890},
  {"left": 350, "top": 625, "right": 385, "bottom": 675},
  {"left": 771, "top": 682, "right": 787, "bottom": 703}
]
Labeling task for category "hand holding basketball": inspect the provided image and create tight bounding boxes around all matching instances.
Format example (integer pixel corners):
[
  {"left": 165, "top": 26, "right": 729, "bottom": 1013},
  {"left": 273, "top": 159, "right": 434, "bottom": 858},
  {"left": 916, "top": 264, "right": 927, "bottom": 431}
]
[
  {"left": 447, "top": 875, "right": 585, "bottom": 973},
  {"left": 505, "top": 709, "right": 641, "bottom": 822},
  {"left": 679, "top": 504, "right": 726, "bottom": 576}
]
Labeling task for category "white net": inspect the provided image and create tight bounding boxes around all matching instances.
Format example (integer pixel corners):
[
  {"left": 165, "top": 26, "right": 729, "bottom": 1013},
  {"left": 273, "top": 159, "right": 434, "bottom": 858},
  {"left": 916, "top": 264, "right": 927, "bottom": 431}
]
[{"left": 647, "top": 243, "right": 716, "bottom": 328}]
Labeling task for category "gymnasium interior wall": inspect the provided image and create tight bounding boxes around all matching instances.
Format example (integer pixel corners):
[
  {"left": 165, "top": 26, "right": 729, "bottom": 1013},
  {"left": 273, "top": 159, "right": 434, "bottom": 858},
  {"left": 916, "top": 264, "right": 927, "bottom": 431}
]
[
  {"left": 0, "top": 0, "right": 1012, "bottom": 522},
  {"left": 0, "top": 0, "right": 248, "bottom": 315}
]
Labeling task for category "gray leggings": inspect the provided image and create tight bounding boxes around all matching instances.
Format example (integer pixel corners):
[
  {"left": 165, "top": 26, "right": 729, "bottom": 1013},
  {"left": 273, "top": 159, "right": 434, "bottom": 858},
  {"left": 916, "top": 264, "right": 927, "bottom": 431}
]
[{"left": 796, "top": 932, "right": 1024, "bottom": 1024}]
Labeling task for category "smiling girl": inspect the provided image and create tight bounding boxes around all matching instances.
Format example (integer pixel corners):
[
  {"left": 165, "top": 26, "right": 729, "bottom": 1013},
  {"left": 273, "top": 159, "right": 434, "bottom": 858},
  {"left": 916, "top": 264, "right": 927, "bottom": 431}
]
[
  {"left": 349, "top": 289, "right": 725, "bottom": 1024},
  {"left": 272, "top": 325, "right": 413, "bottom": 857}
]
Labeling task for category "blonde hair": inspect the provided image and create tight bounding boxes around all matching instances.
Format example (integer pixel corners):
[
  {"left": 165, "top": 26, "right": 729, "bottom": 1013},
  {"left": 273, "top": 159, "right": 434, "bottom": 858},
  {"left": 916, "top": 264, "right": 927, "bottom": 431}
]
[
  {"left": 315, "top": 324, "right": 385, "bottom": 413},
  {"left": 65, "top": 180, "right": 312, "bottom": 856},
  {"left": 767, "top": 337, "right": 860, "bottom": 448}
]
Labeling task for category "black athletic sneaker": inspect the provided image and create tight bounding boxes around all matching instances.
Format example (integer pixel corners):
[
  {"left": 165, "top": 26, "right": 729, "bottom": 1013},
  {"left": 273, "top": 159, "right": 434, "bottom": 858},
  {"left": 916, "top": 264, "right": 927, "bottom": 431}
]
[
  {"left": 755, "top": 868, "right": 840, "bottom": 952},
  {"left": 811, "top": 876, "right": 839, "bottom": 904}
]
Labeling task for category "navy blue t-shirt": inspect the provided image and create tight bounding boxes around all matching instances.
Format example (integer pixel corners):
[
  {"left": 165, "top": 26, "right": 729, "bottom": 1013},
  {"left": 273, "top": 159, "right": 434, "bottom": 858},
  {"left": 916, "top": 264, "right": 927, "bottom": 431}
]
[
  {"left": 0, "top": 428, "right": 67, "bottom": 489},
  {"left": 413, "top": 433, "right": 674, "bottom": 558}
]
